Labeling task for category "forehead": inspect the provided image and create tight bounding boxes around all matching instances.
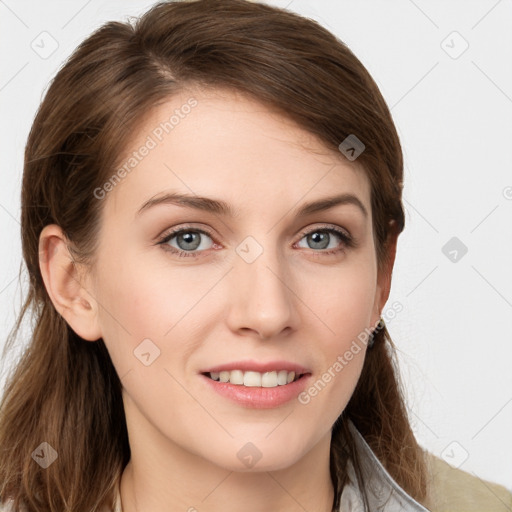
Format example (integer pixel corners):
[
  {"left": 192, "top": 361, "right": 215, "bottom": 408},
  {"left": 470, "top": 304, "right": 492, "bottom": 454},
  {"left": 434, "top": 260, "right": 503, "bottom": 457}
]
[{"left": 103, "top": 87, "right": 371, "bottom": 221}]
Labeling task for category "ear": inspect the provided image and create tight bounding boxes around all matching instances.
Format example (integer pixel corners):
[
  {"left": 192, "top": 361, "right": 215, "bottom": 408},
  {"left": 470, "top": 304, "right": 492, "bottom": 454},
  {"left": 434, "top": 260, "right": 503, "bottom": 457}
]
[
  {"left": 38, "top": 224, "right": 102, "bottom": 342},
  {"left": 370, "top": 220, "right": 399, "bottom": 328}
]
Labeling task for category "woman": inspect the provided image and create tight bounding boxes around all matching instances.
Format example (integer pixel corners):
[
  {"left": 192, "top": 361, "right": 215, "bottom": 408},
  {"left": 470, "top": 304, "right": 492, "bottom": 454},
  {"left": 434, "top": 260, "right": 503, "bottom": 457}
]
[{"left": 0, "top": 1, "right": 510, "bottom": 511}]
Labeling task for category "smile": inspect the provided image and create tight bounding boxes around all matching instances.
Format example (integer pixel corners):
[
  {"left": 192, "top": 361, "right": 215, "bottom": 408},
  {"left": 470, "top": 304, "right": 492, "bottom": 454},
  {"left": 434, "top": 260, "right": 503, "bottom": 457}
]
[{"left": 205, "top": 370, "right": 303, "bottom": 388}]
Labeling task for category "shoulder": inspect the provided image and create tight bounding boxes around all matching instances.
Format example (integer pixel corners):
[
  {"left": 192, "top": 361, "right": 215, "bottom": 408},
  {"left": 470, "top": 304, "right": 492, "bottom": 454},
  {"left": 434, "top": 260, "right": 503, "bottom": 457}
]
[{"left": 422, "top": 452, "right": 512, "bottom": 512}]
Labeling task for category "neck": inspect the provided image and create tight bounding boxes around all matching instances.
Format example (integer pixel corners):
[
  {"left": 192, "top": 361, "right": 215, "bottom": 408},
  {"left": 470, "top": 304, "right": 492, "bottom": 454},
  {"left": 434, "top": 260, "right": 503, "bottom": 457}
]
[
  {"left": 119, "top": 398, "right": 336, "bottom": 512},
  {"left": 121, "top": 460, "right": 335, "bottom": 512}
]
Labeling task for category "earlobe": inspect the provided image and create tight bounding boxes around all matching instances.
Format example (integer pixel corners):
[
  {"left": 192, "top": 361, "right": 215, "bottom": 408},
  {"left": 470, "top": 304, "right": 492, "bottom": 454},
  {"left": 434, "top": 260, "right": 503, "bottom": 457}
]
[{"left": 38, "top": 224, "right": 102, "bottom": 342}]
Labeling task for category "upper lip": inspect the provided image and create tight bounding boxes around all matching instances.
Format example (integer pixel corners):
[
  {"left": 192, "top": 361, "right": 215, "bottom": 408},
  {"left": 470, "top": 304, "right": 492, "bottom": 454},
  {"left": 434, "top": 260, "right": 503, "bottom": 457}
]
[{"left": 201, "top": 360, "right": 310, "bottom": 374}]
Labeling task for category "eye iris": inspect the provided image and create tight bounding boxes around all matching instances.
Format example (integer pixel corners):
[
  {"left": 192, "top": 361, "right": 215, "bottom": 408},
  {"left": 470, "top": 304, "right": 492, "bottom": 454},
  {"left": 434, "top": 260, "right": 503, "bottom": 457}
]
[
  {"left": 178, "top": 231, "right": 201, "bottom": 251},
  {"left": 308, "top": 231, "right": 329, "bottom": 250}
]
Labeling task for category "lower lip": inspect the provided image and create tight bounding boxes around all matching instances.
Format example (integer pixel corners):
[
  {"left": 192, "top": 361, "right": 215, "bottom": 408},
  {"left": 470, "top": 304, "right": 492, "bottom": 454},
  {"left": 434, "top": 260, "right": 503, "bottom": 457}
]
[{"left": 200, "top": 374, "right": 311, "bottom": 409}]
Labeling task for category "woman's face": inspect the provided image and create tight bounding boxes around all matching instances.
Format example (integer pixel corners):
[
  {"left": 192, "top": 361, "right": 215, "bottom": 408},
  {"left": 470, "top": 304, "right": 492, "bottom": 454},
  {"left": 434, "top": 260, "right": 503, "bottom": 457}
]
[{"left": 85, "top": 87, "right": 391, "bottom": 472}]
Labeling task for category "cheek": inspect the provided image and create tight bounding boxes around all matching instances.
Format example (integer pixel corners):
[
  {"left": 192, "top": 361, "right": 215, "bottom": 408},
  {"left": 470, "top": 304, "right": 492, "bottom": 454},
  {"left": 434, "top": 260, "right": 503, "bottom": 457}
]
[
  {"left": 97, "top": 244, "right": 189, "bottom": 332},
  {"left": 302, "top": 253, "right": 377, "bottom": 338},
  {"left": 297, "top": 257, "right": 376, "bottom": 413},
  {"left": 94, "top": 247, "right": 217, "bottom": 372},
  {"left": 298, "top": 323, "right": 368, "bottom": 433}
]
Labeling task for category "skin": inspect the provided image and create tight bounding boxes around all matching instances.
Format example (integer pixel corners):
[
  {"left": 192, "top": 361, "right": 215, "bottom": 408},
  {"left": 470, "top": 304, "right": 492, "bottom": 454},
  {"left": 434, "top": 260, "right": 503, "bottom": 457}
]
[{"left": 39, "top": 87, "right": 397, "bottom": 512}]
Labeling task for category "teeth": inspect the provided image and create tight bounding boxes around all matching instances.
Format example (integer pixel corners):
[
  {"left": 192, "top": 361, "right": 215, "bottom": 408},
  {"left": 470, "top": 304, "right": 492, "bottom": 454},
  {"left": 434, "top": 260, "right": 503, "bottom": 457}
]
[
  {"left": 262, "top": 371, "right": 277, "bottom": 387},
  {"left": 207, "top": 370, "right": 299, "bottom": 387},
  {"left": 277, "top": 370, "right": 288, "bottom": 385},
  {"left": 230, "top": 370, "right": 244, "bottom": 385}
]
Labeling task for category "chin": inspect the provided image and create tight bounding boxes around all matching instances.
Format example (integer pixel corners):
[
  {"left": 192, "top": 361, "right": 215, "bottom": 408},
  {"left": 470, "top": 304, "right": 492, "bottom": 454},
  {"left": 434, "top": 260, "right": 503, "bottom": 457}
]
[
  {"left": 221, "top": 453, "right": 304, "bottom": 473},
  {"left": 218, "top": 436, "right": 311, "bottom": 473}
]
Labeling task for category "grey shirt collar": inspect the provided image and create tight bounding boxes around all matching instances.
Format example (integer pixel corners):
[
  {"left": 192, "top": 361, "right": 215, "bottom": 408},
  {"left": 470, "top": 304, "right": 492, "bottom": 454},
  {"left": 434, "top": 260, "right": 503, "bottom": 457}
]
[{"left": 340, "top": 420, "right": 430, "bottom": 511}]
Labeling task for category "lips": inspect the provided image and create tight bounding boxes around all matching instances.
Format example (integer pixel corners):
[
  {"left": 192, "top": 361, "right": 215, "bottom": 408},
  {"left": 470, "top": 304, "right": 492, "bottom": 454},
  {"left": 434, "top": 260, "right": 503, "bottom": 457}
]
[{"left": 198, "top": 360, "right": 312, "bottom": 408}]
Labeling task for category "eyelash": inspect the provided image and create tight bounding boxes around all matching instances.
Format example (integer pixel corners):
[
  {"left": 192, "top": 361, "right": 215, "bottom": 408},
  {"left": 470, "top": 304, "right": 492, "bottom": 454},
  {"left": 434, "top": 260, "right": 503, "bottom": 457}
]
[{"left": 157, "top": 224, "right": 355, "bottom": 258}]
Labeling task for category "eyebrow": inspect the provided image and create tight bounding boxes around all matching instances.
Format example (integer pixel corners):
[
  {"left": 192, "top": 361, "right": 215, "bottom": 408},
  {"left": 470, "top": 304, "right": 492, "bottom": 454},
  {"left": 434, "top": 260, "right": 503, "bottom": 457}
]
[{"left": 136, "top": 191, "right": 368, "bottom": 219}]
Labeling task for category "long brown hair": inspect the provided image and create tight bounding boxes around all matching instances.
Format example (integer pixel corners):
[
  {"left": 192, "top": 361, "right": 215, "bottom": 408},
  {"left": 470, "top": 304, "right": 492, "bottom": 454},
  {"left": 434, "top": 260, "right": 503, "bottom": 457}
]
[{"left": 0, "top": 1, "right": 428, "bottom": 510}]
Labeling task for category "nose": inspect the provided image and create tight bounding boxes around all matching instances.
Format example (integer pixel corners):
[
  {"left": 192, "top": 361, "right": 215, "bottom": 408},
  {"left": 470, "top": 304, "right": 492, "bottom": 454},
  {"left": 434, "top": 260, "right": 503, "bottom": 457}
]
[{"left": 225, "top": 239, "right": 300, "bottom": 340}]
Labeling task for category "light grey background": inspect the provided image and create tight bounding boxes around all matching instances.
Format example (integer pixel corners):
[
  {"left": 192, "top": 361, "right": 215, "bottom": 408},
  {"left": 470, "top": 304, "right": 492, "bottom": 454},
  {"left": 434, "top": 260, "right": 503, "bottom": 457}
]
[{"left": 1, "top": 0, "right": 511, "bottom": 492}]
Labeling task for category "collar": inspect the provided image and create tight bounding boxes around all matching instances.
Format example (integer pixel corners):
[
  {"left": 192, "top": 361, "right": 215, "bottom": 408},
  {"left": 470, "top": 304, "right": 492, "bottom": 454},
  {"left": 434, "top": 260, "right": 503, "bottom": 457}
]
[
  {"left": 112, "top": 420, "right": 429, "bottom": 512},
  {"left": 340, "top": 420, "right": 430, "bottom": 511}
]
